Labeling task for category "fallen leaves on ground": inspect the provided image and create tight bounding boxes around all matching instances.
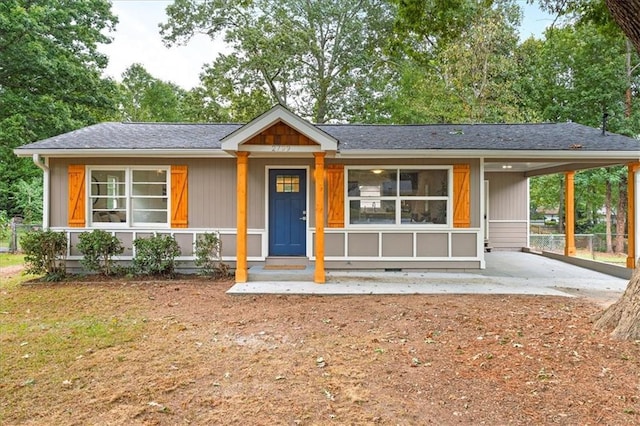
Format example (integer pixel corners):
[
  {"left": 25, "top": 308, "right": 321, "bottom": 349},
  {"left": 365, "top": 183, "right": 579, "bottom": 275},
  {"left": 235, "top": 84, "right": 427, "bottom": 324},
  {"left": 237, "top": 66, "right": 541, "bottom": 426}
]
[{"left": 1, "top": 279, "right": 639, "bottom": 425}]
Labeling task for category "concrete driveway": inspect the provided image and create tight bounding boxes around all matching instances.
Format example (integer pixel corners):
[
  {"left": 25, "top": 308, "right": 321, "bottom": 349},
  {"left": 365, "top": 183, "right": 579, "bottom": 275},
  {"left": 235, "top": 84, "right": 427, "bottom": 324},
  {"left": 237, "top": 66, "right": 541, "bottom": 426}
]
[{"left": 227, "top": 251, "right": 629, "bottom": 303}]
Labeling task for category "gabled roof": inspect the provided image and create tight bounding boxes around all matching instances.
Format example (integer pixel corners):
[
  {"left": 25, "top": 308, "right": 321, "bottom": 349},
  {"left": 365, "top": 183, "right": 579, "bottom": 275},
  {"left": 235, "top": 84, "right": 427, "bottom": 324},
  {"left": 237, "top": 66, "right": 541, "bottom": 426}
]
[
  {"left": 13, "top": 117, "right": 640, "bottom": 159},
  {"left": 221, "top": 104, "right": 338, "bottom": 152}
]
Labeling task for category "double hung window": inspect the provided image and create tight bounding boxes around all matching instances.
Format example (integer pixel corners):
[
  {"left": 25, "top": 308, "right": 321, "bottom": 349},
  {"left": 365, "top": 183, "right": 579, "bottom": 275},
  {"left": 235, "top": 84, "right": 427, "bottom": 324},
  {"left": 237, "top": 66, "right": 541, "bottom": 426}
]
[
  {"left": 89, "top": 167, "right": 169, "bottom": 226},
  {"left": 347, "top": 167, "right": 451, "bottom": 226}
]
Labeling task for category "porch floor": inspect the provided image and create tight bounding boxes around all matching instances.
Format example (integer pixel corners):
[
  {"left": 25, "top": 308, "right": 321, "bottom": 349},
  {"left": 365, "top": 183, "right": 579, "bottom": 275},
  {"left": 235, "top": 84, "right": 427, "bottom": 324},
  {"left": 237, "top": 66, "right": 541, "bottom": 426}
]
[{"left": 228, "top": 252, "right": 629, "bottom": 301}]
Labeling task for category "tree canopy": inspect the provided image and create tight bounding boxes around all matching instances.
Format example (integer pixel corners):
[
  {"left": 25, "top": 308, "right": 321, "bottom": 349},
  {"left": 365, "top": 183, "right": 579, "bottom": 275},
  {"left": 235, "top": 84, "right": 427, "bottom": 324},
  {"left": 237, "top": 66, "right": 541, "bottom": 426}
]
[
  {"left": 0, "top": 0, "right": 118, "bottom": 216},
  {"left": 160, "top": 0, "right": 396, "bottom": 123}
]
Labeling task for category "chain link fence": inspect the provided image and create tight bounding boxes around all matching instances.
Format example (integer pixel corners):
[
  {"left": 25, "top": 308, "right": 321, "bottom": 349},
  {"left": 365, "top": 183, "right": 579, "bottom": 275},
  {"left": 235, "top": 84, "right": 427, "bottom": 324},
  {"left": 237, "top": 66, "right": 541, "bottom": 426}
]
[
  {"left": 530, "top": 233, "right": 628, "bottom": 265},
  {"left": 0, "top": 219, "right": 42, "bottom": 253}
]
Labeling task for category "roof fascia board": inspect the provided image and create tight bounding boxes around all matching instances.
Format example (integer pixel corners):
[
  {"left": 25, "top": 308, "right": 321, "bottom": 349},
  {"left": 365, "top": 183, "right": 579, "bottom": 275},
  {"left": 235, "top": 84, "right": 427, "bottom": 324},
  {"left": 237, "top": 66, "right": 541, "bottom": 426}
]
[
  {"left": 14, "top": 148, "right": 639, "bottom": 162},
  {"left": 13, "top": 149, "right": 234, "bottom": 158},
  {"left": 524, "top": 162, "right": 630, "bottom": 177},
  {"left": 337, "top": 149, "right": 640, "bottom": 160},
  {"left": 221, "top": 104, "right": 338, "bottom": 151}
]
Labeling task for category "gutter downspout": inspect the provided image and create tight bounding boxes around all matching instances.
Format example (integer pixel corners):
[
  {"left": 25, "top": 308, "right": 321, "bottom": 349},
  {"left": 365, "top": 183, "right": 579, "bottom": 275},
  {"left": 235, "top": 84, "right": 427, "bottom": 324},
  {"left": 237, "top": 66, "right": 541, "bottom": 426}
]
[{"left": 32, "top": 154, "right": 49, "bottom": 230}]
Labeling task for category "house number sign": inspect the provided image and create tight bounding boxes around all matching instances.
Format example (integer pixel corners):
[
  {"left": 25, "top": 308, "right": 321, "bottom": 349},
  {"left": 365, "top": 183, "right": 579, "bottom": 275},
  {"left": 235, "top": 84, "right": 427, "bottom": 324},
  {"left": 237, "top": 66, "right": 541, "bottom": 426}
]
[{"left": 271, "top": 145, "right": 291, "bottom": 152}]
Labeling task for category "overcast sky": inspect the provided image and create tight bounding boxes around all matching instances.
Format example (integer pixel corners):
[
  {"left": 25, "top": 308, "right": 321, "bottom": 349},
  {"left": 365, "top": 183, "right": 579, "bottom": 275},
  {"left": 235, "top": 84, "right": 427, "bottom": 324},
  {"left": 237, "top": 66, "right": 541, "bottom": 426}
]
[{"left": 98, "top": 0, "right": 554, "bottom": 90}]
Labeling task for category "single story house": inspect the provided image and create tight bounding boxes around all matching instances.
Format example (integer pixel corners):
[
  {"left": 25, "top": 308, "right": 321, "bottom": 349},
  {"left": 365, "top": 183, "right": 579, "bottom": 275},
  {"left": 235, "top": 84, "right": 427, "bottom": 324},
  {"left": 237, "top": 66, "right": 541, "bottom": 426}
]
[{"left": 14, "top": 105, "right": 640, "bottom": 283}]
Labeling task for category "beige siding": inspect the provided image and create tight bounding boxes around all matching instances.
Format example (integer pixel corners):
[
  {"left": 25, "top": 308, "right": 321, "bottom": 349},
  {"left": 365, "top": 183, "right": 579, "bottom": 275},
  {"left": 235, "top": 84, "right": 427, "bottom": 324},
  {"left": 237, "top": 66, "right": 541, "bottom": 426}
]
[
  {"left": 348, "top": 233, "right": 379, "bottom": 256},
  {"left": 325, "top": 260, "right": 482, "bottom": 270},
  {"left": 325, "top": 233, "right": 345, "bottom": 257},
  {"left": 50, "top": 157, "right": 480, "bottom": 230},
  {"left": 489, "top": 222, "right": 528, "bottom": 249},
  {"left": 189, "top": 158, "right": 237, "bottom": 228},
  {"left": 485, "top": 172, "right": 528, "bottom": 250},
  {"left": 49, "top": 158, "right": 68, "bottom": 227},
  {"left": 116, "top": 232, "right": 134, "bottom": 257},
  {"left": 323, "top": 230, "right": 479, "bottom": 259},
  {"left": 50, "top": 157, "right": 239, "bottom": 228},
  {"left": 451, "top": 233, "right": 477, "bottom": 256},
  {"left": 48, "top": 156, "right": 483, "bottom": 265},
  {"left": 381, "top": 233, "right": 413, "bottom": 257},
  {"left": 416, "top": 233, "right": 448, "bottom": 257},
  {"left": 486, "top": 172, "right": 528, "bottom": 220},
  {"left": 173, "top": 233, "right": 194, "bottom": 256}
]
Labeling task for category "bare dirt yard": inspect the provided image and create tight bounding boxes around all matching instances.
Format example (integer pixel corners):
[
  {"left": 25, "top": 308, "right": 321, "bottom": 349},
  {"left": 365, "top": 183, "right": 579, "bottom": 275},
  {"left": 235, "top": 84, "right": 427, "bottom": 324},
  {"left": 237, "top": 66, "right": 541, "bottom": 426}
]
[{"left": 2, "top": 269, "right": 640, "bottom": 425}]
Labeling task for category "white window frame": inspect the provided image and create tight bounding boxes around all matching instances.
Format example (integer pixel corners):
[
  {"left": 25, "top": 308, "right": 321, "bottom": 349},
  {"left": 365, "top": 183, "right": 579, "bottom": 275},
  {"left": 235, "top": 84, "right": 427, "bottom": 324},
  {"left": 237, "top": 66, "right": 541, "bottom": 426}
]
[
  {"left": 345, "top": 166, "right": 453, "bottom": 228},
  {"left": 87, "top": 166, "right": 171, "bottom": 228}
]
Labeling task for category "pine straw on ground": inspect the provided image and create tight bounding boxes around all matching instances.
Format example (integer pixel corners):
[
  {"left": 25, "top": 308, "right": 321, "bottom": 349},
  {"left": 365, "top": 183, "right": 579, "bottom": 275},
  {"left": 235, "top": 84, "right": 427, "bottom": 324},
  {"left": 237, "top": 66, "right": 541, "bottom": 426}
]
[{"left": 1, "top": 277, "right": 639, "bottom": 425}]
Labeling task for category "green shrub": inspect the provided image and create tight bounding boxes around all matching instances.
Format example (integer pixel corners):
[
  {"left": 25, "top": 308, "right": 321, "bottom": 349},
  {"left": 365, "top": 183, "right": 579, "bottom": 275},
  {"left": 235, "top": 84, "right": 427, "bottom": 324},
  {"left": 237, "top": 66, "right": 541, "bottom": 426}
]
[
  {"left": 20, "top": 230, "right": 67, "bottom": 281},
  {"left": 77, "top": 230, "right": 124, "bottom": 275},
  {"left": 194, "top": 232, "right": 230, "bottom": 278},
  {"left": 132, "top": 235, "right": 181, "bottom": 277}
]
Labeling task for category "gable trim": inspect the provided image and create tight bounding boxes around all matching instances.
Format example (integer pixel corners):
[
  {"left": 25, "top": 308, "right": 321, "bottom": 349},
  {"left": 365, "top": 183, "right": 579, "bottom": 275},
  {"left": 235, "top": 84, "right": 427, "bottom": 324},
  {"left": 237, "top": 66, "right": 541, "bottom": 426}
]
[{"left": 221, "top": 104, "right": 338, "bottom": 153}]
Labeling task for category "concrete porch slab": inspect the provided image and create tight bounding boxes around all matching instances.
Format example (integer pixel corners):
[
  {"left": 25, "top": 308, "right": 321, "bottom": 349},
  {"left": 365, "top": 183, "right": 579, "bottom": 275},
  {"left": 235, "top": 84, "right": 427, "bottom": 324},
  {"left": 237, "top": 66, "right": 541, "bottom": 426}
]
[{"left": 227, "top": 252, "right": 629, "bottom": 299}]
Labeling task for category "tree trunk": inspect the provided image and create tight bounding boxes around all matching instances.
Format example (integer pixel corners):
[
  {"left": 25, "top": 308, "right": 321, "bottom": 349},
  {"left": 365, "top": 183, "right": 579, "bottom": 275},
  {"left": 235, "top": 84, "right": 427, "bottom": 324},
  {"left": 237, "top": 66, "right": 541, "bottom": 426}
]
[
  {"left": 593, "top": 261, "right": 640, "bottom": 339},
  {"left": 625, "top": 39, "right": 633, "bottom": 118},
  {"left": 614, "top": 176, "right": 627, "bottom": 253},
  {"left": 606, "top": 0, "right": 640, "bottom": 56},
  {"left": 605, "top": 179, "right": 613, "bottom": 253}
]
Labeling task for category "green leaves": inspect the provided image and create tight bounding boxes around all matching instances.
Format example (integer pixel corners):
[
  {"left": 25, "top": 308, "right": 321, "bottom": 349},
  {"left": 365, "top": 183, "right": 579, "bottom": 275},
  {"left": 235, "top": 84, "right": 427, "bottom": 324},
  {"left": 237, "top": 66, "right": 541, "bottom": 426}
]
[
  {"left": 194, "top": 232, "right": 230, "bottom": 278},
  {"left": 521, "top": 21, "right": 632, "bottom": 127},
  {"left": 132, "top": 235, "right": 181, "bottom": 277},
  {"left": 386, "top": 1, "right": 528, "bottom": 124},
  {"left": 161, "top": 0, "right": 395, "bottom": 123},
  {"left": 0, "top": 0, "right": 118, "bottom": 216},
  {"left": 118, "top": 63, "right": 189, "bottom": 122},
  {"left": 20, "top": 230, "right": 67, "bottom": 280},
  {"left": 77, "top": 230, "right": 124, "bottom": 276}
]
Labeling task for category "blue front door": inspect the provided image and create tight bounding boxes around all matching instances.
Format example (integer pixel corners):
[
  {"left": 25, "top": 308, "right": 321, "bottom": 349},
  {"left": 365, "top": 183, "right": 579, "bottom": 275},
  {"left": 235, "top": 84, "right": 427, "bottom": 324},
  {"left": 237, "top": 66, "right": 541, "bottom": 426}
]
[{"left": 269, "top": 169, "right": 307, "bottom": 256}]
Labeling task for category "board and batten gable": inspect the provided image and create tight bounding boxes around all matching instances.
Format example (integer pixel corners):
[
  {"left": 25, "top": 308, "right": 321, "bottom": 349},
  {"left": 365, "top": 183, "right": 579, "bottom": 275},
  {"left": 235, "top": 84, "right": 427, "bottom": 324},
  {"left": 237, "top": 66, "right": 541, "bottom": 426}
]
[{"left": 485, "top": 172, "right": 529, "bottom": 250}]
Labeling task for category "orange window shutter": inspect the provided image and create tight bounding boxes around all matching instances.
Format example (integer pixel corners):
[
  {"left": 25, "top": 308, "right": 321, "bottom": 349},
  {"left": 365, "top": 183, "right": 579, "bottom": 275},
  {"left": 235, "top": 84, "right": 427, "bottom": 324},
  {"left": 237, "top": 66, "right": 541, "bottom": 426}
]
[
  {"left": 453, "top": 164, "right": 471, "bottom": 228},
  {"left": 326, "top": 164, "right": 344, "bottom": 228},
  {"left": 68, "top": 165, "right": 86, "bottom": 227},
  {"left": 171, "top": 165, "right": 188, "bottom": 228}
]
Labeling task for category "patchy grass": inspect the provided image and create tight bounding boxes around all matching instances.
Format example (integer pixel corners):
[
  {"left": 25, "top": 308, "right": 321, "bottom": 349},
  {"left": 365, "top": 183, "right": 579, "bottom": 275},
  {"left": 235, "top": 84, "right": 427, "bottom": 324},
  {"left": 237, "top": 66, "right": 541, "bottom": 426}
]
[
  {"left": 0, "top": 275, "right": 147, "bottom": 423},
  {"left": 577, "top": 251, "right": 628, "bottom": 265},
  {"left": 0, "top": 253, "right": 25, "bottom": 268}
]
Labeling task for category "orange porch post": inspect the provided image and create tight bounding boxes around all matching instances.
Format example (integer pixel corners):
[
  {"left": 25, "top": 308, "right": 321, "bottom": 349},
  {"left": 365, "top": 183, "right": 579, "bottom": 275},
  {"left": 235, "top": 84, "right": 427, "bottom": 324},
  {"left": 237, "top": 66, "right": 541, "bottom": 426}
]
[
  {"left": 235, "top": 152, "right": 250, "bottom": 282},
  {"left": 564, "top": 171, "right": 576, "bottom": 257},
  {"left": 314, "top": 152, "right": 326, "bottom": 283},
  {"left": 628, "top": 162, "right": 639, "bottom": 269}
]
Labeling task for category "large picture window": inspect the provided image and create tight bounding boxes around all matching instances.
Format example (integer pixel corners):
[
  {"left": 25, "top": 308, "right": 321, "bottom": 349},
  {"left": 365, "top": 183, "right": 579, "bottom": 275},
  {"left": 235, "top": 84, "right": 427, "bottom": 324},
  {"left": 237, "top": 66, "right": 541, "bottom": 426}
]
[
  {"left": 89, "top": 167, "right": 169, "bottom": 226},
  {"left": 347, "top": 167, "right": 451, "bottom": 226}
]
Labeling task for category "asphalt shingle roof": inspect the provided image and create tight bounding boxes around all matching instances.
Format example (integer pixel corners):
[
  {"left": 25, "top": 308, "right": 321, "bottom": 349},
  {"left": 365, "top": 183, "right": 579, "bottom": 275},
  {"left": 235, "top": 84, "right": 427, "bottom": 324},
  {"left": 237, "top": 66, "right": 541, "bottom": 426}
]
[
  {"left": 317, "top": 122, "right": 640, "bottom": 151},
  {"left": 15, "top": 121, "right": 640, "bottom": 152}
]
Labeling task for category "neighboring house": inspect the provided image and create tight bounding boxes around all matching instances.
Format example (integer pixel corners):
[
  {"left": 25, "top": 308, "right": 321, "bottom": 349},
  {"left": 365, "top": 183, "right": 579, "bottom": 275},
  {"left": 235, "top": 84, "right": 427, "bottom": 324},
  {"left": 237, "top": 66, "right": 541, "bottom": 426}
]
[{"left": 13, "top": 105, "right": 640, "bottom": 282}]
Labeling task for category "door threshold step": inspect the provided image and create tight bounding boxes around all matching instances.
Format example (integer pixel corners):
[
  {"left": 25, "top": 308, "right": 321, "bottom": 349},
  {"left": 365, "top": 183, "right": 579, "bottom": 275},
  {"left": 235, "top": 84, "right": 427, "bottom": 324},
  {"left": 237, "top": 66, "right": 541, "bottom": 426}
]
[
  {"left": 248, "top": 265, "right": 314, "bottom": 282},
  {"left": 263, "top": 265, "right": 306, "bottom": 270},
  {"left": 264, "top": 256, "right": 309, "bottom": 267}
]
